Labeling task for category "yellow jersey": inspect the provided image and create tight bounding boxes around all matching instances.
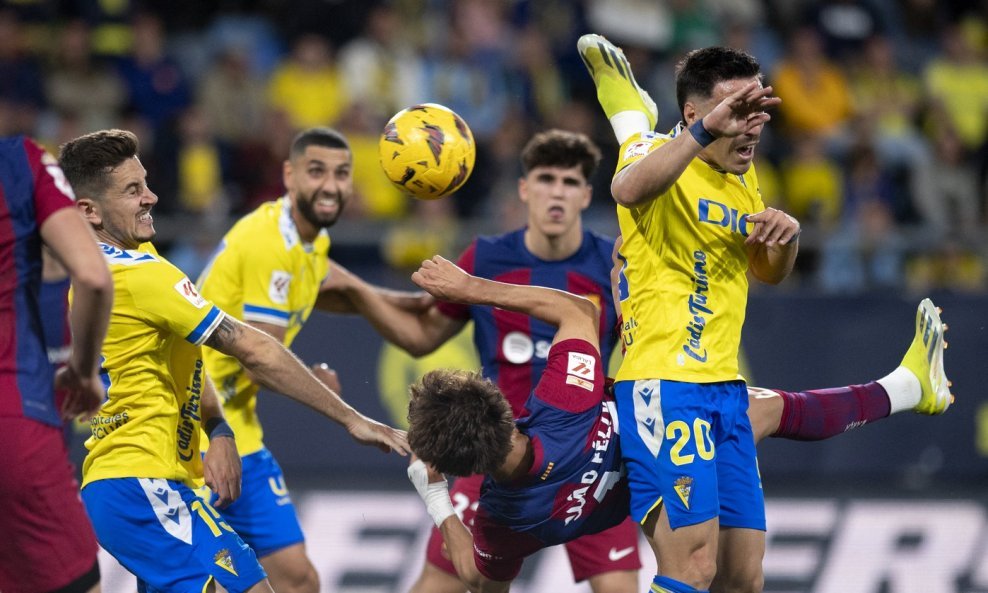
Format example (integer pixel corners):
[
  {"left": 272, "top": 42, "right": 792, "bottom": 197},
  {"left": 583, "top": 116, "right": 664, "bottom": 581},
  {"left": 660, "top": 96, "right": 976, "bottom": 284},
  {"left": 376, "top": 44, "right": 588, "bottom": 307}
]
[
  {"left": 81, "top": 242, "right": 225, "bottom": 488},
  {"left": 198, "top": 197, "right": 331, "bottom": 456},
  {"left": 613, "top": 128, "right": 765, "bottom": 383}
]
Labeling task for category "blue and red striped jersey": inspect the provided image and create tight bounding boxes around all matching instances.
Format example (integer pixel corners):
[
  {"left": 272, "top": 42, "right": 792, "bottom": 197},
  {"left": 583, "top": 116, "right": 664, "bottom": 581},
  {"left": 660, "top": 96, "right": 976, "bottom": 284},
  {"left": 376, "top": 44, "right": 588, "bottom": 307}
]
[
  {"left": 0, "top": 135, "right": 76, "bottom": 426},
  {"left": 437, "top": 228, "right": 618, "bottom": 417},
  {"left": 473, "top": 339, "right": 628, "bottom": 564}
]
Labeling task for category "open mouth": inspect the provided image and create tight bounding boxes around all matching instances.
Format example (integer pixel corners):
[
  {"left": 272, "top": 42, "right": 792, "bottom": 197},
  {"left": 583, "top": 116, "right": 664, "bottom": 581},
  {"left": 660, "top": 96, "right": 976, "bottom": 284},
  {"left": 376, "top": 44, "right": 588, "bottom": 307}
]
[
  {"left": 138, "top": 211, "right": 153, "bottom": 224},
  {"left": 736, "top": 144, "right": 756, "bottom": 159},
  {"left": 315, "top": 196, "right": 339, "bottom": 214}
]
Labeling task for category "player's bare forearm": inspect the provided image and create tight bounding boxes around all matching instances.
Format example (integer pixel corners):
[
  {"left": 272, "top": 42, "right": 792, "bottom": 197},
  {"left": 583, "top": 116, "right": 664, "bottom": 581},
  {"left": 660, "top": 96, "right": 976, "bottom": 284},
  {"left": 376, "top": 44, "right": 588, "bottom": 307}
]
[
  {"left": 412, "top": 256, "right": 599, "bottom": 346},
  {"left": 206, "top": 317, "right": 410, "bottom": 454},
  {"left": 206, "top": 317, "right": 359, "bottom": 425},
  {"left": 199, "top": 373, "right": 225, "bottom": 423},
  {"left": 745, "top": 207, "right": 799, "bottom": 284},
  {"left": 611, "top": 133, "right": 701, "bottom": 207},
  {"left": 322, "top": 264, "right": 458, "bottom": 356},
  {"left": 749, "top": 239, "right": 798, "bottom": 284}
]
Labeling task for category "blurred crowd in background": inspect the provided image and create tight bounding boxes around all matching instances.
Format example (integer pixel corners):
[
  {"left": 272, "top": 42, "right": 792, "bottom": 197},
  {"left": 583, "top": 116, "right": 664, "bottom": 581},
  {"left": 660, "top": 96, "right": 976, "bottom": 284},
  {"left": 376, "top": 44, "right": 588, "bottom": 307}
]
[{"left": 1, "top": 0, "right": 986, "bottom": 293}]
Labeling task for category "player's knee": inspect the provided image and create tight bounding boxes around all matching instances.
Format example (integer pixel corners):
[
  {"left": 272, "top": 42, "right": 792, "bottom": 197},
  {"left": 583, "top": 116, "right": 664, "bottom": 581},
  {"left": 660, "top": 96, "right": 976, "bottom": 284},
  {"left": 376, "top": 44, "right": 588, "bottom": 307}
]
[
  {"left": 689, "top": 547, "right": 719, "bottom": 588},
  {"left": 710, "top": 566, "right": 764, "bottom": 593},
  {"left": 279, "top": 563, "right": 319, "bottom": 593}
]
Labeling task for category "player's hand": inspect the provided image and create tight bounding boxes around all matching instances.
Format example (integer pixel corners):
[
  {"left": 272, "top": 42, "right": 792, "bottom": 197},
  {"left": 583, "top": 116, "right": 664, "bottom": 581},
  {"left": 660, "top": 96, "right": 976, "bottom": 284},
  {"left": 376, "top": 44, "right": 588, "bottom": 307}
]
[
  {"left": 411, "top": 256, "right": 474, "bottom": 302},
  {"left": 203, "top": 433, "right": 242, "bottom": 508},
  {"left": 408, "top": 459, "right": 447, "bottom": 497},
  {"left": 701, "top": 80, "right": 780, "bottom": 139},
  {"left": 745, "top": 208, "right": 800, "bottom": 247},
  {"left": 56, "top": 363, "right": 104, "bottom": 420},
  {"left": 311, "top": 363, "right": 342, "bottom": 394},
  {"left": 346, "top": 414, "right": 411, "bottom": 456}
]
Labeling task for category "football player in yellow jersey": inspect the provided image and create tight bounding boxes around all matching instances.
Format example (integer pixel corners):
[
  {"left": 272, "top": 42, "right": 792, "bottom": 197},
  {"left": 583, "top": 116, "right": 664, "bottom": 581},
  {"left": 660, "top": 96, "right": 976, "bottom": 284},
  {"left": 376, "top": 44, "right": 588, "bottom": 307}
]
[
  {"left": 196, "top": 127, "right": 425, "bottom": 593},
  {"left": 579, "top": 36, "right": 800, "bottom": 593},
  {"left": 59, "top": 129, "right": 409, "bottom": 593}
]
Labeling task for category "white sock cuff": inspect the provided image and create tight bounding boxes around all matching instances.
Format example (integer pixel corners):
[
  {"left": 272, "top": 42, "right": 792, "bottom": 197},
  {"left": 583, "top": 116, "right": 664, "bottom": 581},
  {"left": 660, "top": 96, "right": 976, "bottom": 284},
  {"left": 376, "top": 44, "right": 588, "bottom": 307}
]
[
  {"left": 877, "top": 366, "right": 922, "bottom": 414},
  {"left": 610, "top": 111, "right": 652, "bottom": 144}
]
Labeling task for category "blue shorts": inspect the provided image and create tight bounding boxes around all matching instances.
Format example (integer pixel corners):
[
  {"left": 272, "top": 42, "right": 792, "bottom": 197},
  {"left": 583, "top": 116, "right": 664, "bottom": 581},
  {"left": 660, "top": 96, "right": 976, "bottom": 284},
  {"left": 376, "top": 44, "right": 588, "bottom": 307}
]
[
  {"left": 81, "top": 478, "right": 266, "bottom": 593},
  {"left": 208, "top": 448, "right": 304, "bottom": 557},
  {"left": 613, "top": 379, "right": 765, "bottom": 531}
]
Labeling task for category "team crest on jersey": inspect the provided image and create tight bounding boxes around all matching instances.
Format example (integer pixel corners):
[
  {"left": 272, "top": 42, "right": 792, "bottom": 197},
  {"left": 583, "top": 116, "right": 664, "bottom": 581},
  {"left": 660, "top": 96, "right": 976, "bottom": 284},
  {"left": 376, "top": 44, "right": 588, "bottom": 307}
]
[
  {"left": 674, "top": 476, "right": 694, "bottom": 509},
  {"left": 269, "top": 270, "right": 292, "bottom": 304},
  {"left": 174, "top": 278, "right": 207, "bottom": 308},
  {"left": 214, "top": 549, "right": 238, "bottom": 576}
]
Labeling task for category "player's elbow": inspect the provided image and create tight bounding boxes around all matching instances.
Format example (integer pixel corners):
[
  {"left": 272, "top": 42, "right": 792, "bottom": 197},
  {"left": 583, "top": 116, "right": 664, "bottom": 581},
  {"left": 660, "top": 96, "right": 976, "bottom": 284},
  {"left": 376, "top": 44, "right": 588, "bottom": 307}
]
[
  {"left": 610, "top": 174, "right": 641, "bottom": 208},
  {"left": 72, "top": 264, "right": 114, "bottom": 300}
]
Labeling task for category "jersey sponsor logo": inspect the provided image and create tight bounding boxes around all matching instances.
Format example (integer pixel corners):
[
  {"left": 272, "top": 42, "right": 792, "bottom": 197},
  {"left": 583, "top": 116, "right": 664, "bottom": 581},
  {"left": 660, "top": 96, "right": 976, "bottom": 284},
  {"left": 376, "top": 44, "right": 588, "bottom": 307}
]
[
  {"left": 174, "top": 277, "right": 207, "bottom": 309},
  {"left": 502, "top": 331, "right": 535, "bottom": 364},
  {"left": 269, "top": 270, "right": 292, "bottom": 305},
  {"left": 567, "top": 352, "right": 595, "bottom": 378},
  {"left": 681, "top": 250, "right": 711, "bottom": 365},
  {"left": 622, "top": 140, "right": 653, "bottom": 160},
  {"left": 608, "top": 546, "right": 636, "bottom": 562},
  {"left": 674, "top": 476, "right": 694, "bottom": 509},
  {"left": 177, "top": 359, "right": 205, "bottom": 461},
  {"left": 566, "top": 375, "right": 593, "bottom": 391},
  {"left": 697, "top": 197, "right": 751, "bottom": 237},
  {"left": 90, "top": 411, "right": 130, "bottom": 440}
]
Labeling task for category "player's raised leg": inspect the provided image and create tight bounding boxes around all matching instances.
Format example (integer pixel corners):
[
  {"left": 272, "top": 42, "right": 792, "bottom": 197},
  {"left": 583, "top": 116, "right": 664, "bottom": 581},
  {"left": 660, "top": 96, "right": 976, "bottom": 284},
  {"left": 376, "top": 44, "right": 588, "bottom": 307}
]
[
  {"left": 578, "top": 34, "right": 658, "bottom": 144},
  {"left": 748, "top": 298, "right": 953, "bottom": 442},
  {"left": 894, "top": 298, "right": 952, "bottom": 415}
]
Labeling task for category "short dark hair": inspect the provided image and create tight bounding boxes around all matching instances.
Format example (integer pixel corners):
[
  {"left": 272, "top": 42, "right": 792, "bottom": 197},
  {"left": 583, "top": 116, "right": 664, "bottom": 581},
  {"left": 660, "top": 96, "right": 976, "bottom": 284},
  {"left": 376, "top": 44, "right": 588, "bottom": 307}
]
[
  {"left": 407, "top": 369, "right": 515, "bottom": 477},
  {"left": 289, "top": 127, "right": 350, "bottom": 160},
  {"left": 59, "top": 129, "right": 139, "bottom": 199},
  {"left": 520, "top": 129, "right": 602, "bottom": 182},
  {"left": 675, "top": 47, "right": 762, "bottom": 115}
]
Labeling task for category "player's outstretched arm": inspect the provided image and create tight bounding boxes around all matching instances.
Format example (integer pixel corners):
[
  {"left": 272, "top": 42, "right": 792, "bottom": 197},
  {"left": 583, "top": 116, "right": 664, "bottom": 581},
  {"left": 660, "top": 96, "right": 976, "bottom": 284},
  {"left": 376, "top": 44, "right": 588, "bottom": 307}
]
[
  {"left": 200, "top": 375, "right": 241, "bottom": 508},
  {"left": 42, "top": 207, "right": 113, "bottom": 419},
  {"left": 408, "top": 460, "right": 510, "bottom": 593},
  {"left": 317, "top": 258, "right": 465, "bottom": 357},
  {"left": 412, "top": 256, "right": 599, "bottom": 348},
  {"left": 204, "top": 316, "right": 410, "bottom": 455}
]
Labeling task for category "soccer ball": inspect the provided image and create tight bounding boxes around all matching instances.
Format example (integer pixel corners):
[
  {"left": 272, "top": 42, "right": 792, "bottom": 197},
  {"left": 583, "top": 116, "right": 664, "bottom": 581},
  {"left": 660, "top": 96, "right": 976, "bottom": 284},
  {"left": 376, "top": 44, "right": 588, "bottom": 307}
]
[{"left": 378, "top": 103, "right": 476, "bottom": 200}]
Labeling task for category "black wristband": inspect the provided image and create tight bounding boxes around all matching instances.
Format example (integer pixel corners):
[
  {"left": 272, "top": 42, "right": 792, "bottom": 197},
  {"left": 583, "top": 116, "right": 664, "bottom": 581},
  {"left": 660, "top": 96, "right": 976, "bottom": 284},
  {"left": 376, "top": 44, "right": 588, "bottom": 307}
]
[
  {"left": 205, "top": 417, "right": 235, "bottom": 440},
  {"left": 688, "top": 119, "right": 717, "bottom": 148}
]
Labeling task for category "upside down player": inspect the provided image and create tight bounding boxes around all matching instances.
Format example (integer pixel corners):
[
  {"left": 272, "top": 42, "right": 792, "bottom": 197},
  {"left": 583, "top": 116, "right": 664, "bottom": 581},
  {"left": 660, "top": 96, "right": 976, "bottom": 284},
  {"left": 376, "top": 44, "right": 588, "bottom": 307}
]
[
  {"left": 323, "top": 129, "right": 643, "bottom": 593},
  {"left": 405, "top": 255, "right": 952, "bottom": 593}
]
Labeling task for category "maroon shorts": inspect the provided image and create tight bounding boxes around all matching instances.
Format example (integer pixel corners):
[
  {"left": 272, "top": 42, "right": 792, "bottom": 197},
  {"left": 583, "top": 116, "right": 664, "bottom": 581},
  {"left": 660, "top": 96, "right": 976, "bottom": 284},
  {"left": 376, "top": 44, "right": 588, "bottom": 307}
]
[
  {"left": 424, "top": 474, "right": 641, "bottom": 582},
  {"left": 0, "top": 418, "right": 99, "bottom": 593}
]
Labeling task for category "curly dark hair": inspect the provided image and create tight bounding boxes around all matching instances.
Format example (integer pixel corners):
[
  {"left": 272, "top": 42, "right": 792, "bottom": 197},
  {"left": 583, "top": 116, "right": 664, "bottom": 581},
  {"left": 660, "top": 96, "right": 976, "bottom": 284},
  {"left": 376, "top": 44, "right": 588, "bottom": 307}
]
[
  {"left": 407, "top": 369, "right": 515, "bottom": 477},
  {"left": 675, "top": 46, "right": 762, "bottom": 115},
  {"left": 520, "top": 129, "right": 602, "bottom": 182},
  {"left": 59, "top": 129, "right": 139, "bottom": 200}
]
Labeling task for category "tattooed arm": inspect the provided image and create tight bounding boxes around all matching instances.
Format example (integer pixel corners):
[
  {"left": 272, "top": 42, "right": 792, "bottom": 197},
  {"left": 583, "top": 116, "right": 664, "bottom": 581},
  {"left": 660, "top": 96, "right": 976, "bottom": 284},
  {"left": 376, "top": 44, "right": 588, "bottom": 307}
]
[{"left": 204, "top": 315, "right": 409, "bottom": 454}]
